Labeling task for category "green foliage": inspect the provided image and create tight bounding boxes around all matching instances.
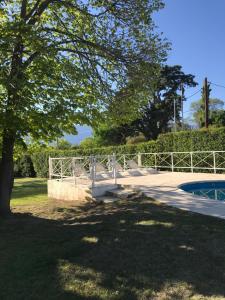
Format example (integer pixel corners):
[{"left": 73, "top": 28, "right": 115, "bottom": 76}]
[
  {"left": 31, "top": 127, "right": 225, "bottom": 177},
  {"left": 14, "top": 155, "right": 36, "bottom": 178},
  {"left": 106, "top": 62, "right": 162, "bottom": 124},
  {"left": 132, "top": 65, "right": 197, "bottom": 140},
  {"left": 0, "top": 0, "right": 168, "bottom": 142},
  {"left": 0, "top": 0, "right": 169, "bottom": 212},
  {"left": 210, "top": 110, "right": 225, "bottom": 127},
  {"left": 191, "top": 98, "right": 225, "bottom": 127},
  {"left": 79, "top": 137, "right": 98, "bottom": 149},
  {"left": 27, "top": 141, "right": 54, "bottom": 153},
  {"left": 55, "top": 139, "right": 72, "bottom": 150},
  {"left": 126, "top": 134, "right": 146, "bottom": 144},
  {"left": 31, "top": 140, "right": 158, "bottom": 177},
  {"left": 94, "top": 65, "right": 197, "bottom": 143},
  {"left": 93, "top": 123, "right": 137, "bottom": 146}
]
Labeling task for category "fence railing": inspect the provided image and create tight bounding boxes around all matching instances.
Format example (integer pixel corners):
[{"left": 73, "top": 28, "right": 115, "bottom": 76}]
[
  {"left": 49, "top": 151, "right": 225, "bottom": 187},
  {"left": 139, "top": 151, "right": 225, "bottom": 173},
  {"left": 49, "top": 154, "right": 118, "bottom": 187}
]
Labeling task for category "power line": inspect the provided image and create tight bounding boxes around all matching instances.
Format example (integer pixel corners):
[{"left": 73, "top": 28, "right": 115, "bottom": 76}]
[
  {"left": 183, "top": 108, "right": 196, "bottom": 114},
  {"left": 209, "top": 82, "right": 225, "bottom": 89},
  {"left": 183, "top": 80, "right": 225, "bottom": 118},
  {"left": 185, "top": 88, "right": 202, "bottom": 100}
]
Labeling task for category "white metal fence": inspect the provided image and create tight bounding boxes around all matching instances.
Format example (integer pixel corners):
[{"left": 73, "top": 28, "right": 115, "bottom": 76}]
[
  {"left": 49, "top": 151, "right": 225, "bottom": 187},
  {"left": 49, "top": 154, "right": 118, "bottom": 187}
]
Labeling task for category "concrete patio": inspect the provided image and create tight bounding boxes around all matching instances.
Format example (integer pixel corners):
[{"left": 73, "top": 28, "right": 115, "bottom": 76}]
[
  {"left": 48, "top": 154, "right": 225, "bottom": 219},
  {"left": 113, "top": 172, "right": 225, "bottom": 220}
]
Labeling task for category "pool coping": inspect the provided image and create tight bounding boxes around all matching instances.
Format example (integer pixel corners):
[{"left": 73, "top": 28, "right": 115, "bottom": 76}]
[{"left": 114, "top": 172, "right": 225, "bottom": 220}]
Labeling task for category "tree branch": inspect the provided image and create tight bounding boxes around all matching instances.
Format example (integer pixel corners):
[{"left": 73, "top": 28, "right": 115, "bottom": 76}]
[
  {"left": 20, "top": 0, "right": 27, "bottom": 19},
  {"left": 28, "top": 0, "right": 55, "bottom": 24},
  {"left": 23, "top": 51, "right": 40, "bottom": 69},
  {"left": 25, "top": 0, "right": 41, "bottom": 20},
  {"left": 42, "top": 26, "right": 125, "bottom": 62},
  {"left": 59, "top": 0, "right": 119, "bottom": 18}
]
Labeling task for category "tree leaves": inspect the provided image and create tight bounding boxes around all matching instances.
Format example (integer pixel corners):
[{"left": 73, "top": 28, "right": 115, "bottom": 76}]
[{"left": 0, "top": 0, "right": 168, "bottom": 143}]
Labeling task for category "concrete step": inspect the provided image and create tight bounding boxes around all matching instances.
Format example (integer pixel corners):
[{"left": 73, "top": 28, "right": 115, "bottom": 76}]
[
  {"left": 94, "top": 196, "right": 118, "bottom": 204},
  {"left": 106, "top": 188, "right": 142, "bottom": 200},
  {"left": 93, "top": 185, "right": 143, "bottom": 203}
]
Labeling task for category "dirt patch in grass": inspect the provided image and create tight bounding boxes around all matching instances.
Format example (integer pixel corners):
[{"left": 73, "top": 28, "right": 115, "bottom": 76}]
[{"left": 1, "top": 188, "right": 225, "bottom": 300}]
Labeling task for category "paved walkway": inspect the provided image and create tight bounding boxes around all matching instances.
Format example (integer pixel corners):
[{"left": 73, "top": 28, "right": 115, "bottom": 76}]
[{"left": 114, "top": 172, "right": 225, "bottom": 220}]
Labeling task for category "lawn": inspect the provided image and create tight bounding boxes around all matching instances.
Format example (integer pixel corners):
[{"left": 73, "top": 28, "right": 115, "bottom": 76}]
[
  {"left": 1, "top": 178, "right": 225, "bottom": 299},
  {"left": 11, "top": 178, "right": 48, "bottom": 205}
]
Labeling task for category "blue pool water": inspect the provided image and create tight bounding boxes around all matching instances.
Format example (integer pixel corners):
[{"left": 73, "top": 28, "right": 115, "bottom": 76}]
[{"left": 180, "top": 181, "right": 225, "bottom": 201}]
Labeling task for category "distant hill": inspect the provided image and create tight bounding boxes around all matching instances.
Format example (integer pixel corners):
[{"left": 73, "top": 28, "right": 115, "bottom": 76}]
[{"left": 64, "top": 125, "right": 92, "bottom": 145}]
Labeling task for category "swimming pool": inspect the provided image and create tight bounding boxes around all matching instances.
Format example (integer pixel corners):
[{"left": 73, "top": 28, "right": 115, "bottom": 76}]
[{"left": 180, "top": 181, "right": 225, "bottom": 201}]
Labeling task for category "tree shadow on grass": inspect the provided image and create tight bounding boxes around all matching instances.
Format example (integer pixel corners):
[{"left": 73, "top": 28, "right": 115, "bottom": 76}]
[{"left": 1, "top": 199, "right": 225, "bottom": 299}]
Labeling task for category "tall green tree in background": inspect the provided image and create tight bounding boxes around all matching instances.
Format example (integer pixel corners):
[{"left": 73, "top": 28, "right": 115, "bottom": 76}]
[
  {"left": 132, "top": 65, "right": 197, "bottom": 139},
  {"left": 0, "top": 0, "right": 168, "bottom": 215},
  {"left": 94, "top": 65, "right": 197, "bottom": 144},
  {"left": 191, "top": 98, "right": 225, "bottom": 128}
]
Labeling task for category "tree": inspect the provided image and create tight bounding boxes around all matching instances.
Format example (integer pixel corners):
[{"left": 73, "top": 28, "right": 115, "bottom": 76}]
[
  {"left": 132, "top": 65, "right": 197, "bottom": 140},
  {"left": 191, "top": 98, "right": 225, "bottom": 128},
  {"left": 0, "top": 0, "right": 168, "bottom": 215},
  {"left": 55, "top": 139, "right": 72, "bottom": 150},
  {"left": 126, "top": 133, "right": 146, "bottom": 144},
  {"left": 79, "top": 137, "right": 98, "bottom": 149},
  {"left": 94, "top": 65, "right": 197, "bottom": 143},
  {"left": 210, "top": 110, "right": 225, "bottom": 127},
  {"left": 93, "top": 123, "right": 138, "bottom": 146}
]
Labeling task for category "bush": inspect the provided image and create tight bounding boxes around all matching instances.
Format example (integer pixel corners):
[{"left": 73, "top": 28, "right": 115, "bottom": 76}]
[
  {"left": 126, "top": 134, "right": 146, "bottom": 144},
  {"left": 30, "top": 127, "right": 225, "bottom": 178},
  {"left": 79, "top": 137, "right": 98, "bottom": 149},
  {"left": 14, "top": 155, "right": 36, "bottom": 178}
]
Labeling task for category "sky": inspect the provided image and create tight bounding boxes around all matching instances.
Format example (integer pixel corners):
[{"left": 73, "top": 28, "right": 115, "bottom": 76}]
[
  {"left": 67, "top": 0, "right": 225, "bottom": 143},
  {"left": 154, "top": 0, "right": 225, "bottom": 117},
  {"left": 66, "top": 125, "right": 92, "bottom": 144}
]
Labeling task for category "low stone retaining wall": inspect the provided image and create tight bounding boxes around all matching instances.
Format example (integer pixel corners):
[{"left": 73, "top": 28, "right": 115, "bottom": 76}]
[{"left": 48, "top": 179, "right": 118, "bottom": 201}]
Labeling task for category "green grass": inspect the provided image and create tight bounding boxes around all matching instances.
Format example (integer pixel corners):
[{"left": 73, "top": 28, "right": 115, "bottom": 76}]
[
  {"left": 1, "top": 178, "right": 225, "bottom": 299},
  {"left": 11, "top": 178, "right": 47, "bottom": 205}
]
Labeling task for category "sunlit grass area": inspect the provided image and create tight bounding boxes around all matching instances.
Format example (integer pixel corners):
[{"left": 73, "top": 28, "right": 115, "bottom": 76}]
[
  {"left": 1, "top": 178, "right": 225, "bottom": 299},
  {"left": 11, "top": 178, "right": 47, "bottom": 205}
]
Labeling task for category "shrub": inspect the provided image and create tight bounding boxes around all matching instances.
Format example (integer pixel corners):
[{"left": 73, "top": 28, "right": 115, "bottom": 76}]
[
  {"left": 14, "top": 155, "right": 36, "bottom": 178},
  {"left": 126, "top": 134, "right": 146, "bottom": 144},
  {"left": 30, "top": 127, "right": 225, "bottom": 178},
  {"left": 79, "top": 137, "right": 98, "bottom": 149}
]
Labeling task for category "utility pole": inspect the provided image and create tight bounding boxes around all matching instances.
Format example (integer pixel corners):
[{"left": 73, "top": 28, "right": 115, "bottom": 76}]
[
  {"left": 203, "top": 77, "right": 210, "bottom": 128},
  {"left": 180, "top": 83, "right": 185, "bottom": 129},
  {"left": 173, "top": 98, "right": 176, "bottom": 132}
]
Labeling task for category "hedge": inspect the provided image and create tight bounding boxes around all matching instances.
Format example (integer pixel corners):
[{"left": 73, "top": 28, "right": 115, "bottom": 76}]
[
  {"left": 29, "top": 127, "right": 225, "bottom": 178},
  {"left": 31, "top": 140, "right": 158, "bottom": 177},
  {"left": 14, "top": 155, "right": 36, "bottom": 178}
]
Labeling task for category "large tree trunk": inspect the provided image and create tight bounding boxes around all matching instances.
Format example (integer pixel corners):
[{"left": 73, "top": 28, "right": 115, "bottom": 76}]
[{"left": 0, "top": 130, "right": 15, "bottom": 216}]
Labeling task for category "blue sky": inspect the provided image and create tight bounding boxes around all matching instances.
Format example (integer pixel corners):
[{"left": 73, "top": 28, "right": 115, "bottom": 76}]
[
  {"left": 67, "top": 0, "right": 225, "bottom": 143},
  {"left": 66, "top": 125, "right": 92, "bottom": 144},
  {"left": 154, "top": 0, "right": 225, "bottom": 117}
]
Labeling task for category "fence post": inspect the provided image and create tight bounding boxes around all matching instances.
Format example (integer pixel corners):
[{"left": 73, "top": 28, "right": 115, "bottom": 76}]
[
  {"left": 49, "top": 156, "right": 52, "bottom": 180},
  {"left": 123, "top": 154, "right": 126, "bottom": 170},
  {"left": 213, "top": 151, "right": 216, "bottom": 174},
  {"left": 90, "top": 156, "right": 96, "bottom": 188},
  {"left": 171, "top": 152, "right": 174, "bottom": 172},
  {"left": 154, "top": 153, "right": 157, "bottom": 170},
  {"left": 72, "top": 157, "right": 77, "bottom": 185},
  {"left": 107, "top": 155, "right": 111, "bottom": 172},
  {"left": 113, "top": 153, "right": 117, "bottom": 185},
  {"left": 138, "top": 153, "right": 142, "bottom": 168},
  {"left": 60, "top": 159, "right": 63, "bottom": 181},
  {"left": 190, "top": 152, "right": 193, "bottom": 173}
]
